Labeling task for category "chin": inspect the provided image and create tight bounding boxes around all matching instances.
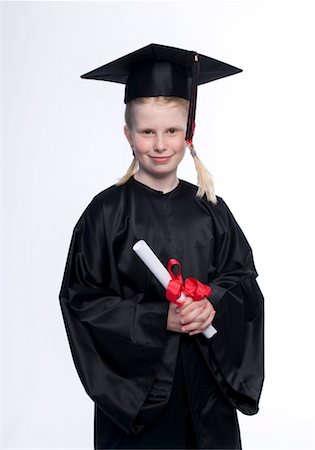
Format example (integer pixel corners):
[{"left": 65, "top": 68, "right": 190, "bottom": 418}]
[{"left": 152, "top": 164, "right": 176, "bottom": 173}]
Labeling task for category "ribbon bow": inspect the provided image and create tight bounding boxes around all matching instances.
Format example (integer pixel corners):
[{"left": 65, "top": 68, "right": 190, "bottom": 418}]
[{"left": 166, "top": 259, "right": 212, "bottom": 306}]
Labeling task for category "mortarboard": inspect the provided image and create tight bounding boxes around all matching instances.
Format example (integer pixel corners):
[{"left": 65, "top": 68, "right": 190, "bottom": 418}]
[{"left": 81, "top": 43, "right": 242, "bottom": 143}]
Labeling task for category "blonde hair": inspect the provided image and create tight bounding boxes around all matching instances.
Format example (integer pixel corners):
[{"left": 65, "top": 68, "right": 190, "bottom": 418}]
[{"left": 117, "top": 96, "right": 217, "bottom": 204}]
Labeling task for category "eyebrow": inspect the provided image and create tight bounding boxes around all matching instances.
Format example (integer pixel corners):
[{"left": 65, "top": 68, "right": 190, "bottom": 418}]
[{"left": 136, "top": 125, "right": 185, "bottom": 131}]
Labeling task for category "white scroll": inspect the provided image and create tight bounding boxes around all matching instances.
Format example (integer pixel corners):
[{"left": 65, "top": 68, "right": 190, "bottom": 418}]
[{"left": 133, "top": 239, "right": 217, "bottom": 339}]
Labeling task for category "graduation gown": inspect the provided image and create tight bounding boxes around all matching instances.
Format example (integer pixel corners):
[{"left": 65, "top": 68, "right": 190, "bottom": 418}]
[{"left": 59, "top": 177, "right": 264, "bottom": 448}]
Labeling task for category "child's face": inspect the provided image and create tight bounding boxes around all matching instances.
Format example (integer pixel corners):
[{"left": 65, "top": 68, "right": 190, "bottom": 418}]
[{"left": 124, "top": 99, "right": 187, "bottom": 181}]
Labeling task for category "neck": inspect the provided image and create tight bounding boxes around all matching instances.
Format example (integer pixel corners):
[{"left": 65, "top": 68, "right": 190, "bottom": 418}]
[{"left": 134, "top": 171, "right": 179, "bottom": 193}]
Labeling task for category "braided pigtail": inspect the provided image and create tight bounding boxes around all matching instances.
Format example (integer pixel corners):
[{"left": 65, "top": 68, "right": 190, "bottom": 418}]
[{"left": 188, "top": 143, "right": 217, "bottom": 204}]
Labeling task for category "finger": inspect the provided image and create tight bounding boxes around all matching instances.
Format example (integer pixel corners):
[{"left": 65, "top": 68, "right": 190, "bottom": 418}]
[
  {"left": 169, "top": 303, "right": 180, "bottom": 314},
  {"left": 187, "top": 310, "right": 216, "bottom": 335},
  {"left": 180, "top": 298, "right": 206, "bottom": 315},
  {"left": 182, "top": 318, "right": 206, "bottom": 332},
  {"left": 181, "top": 301, "right": 207, "bottom": 324},
  {"left": 191, "top": 307, "right": 213, "bottom": 325},
  {"left": 183, "top": 308, "right": 216, "bottom": 333},
  {"left": 176, "top": 297, "right": 195, "bottom": 313}
]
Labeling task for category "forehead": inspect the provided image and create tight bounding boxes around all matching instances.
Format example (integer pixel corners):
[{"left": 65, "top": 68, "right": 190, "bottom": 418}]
[{"left": 131, "top": 99, "right": 188, "bottom": 121}]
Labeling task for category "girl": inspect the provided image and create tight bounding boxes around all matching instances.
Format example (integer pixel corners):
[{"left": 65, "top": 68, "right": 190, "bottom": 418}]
[{"left": 59, "top": 43, "right": 264, "bottom": 449}]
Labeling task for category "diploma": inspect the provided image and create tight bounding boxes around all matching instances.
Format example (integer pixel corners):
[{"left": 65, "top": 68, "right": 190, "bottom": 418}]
[{"left": 133, "top": 240, "right": 217, "bottom": 339}]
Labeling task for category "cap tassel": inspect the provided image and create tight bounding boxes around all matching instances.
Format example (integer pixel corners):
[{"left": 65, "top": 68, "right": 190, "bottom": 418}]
[{"left": 185, "top": 53, "right": 200, "bottom": 144}]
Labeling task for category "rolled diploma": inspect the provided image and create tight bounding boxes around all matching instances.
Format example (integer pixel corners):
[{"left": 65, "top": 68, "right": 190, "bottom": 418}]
[{"left": 133, "top": 239, "right": 217, "bottom": 339}]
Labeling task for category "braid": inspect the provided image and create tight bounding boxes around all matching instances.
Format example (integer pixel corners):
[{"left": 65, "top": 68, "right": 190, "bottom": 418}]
[{"left": 188, "top": 143, "right": 217, "bottom": 204}]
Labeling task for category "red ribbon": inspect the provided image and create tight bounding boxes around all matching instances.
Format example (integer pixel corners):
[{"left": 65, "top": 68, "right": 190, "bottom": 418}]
[{"left": 166, "top": 259, "right": 212, "bottom": 306}]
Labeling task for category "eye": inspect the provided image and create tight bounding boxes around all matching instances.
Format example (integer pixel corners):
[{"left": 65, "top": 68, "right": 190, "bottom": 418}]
[
  {"left": 143, "top": 129, "right": 153, "bottom": 135},
  {"left": 168, "top": 128, "right": 177, "bottom": 134}
]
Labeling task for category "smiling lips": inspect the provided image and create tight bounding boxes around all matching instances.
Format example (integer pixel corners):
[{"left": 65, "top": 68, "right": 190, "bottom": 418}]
[{"left": 149, "top": 155, "right": 173, "bottom": 163}]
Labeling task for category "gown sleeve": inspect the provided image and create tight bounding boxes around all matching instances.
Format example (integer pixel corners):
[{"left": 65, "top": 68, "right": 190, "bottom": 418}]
[
  {"left": 198, "top": 197, "right": 264, "bottom": 415},
  {"left": 59, "top": 196, "right": 169, "bottom": 434}
]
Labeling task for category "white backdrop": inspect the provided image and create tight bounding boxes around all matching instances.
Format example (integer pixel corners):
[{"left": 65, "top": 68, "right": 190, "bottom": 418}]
[{"left": 2, "top": 1, "right": 315, "bottom": 449}]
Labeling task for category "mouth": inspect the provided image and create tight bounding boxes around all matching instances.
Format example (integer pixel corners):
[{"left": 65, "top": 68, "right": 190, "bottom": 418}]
[{"left": 149, "top": 155, "right": 173, "bottom": 163}]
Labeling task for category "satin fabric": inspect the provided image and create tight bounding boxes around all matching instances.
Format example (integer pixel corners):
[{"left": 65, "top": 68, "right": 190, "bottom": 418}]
[
  {"left": 94, "top": 335, "right": 241, "bottom": 449},
  {"left": 94, "top": 337, "right": 199, "bottom": 450},
  {"left": 59, "top": 177, "right": 264, "bottom": 447}
]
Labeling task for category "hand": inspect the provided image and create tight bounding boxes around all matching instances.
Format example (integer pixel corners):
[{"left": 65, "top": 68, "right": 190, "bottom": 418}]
[
  {"left": 179, "top": 296, "right": 216, "bottom": 336},
  {"left": 166, "top": 300, "right": 190, "bottom": 333},
  {"left": 166, "top": 297, "right": 216, "bottom": 335}
]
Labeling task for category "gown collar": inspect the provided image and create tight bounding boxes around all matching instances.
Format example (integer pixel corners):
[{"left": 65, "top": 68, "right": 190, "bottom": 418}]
[{"left": 130, "top": 176, "right": 183, "bottom": 197}]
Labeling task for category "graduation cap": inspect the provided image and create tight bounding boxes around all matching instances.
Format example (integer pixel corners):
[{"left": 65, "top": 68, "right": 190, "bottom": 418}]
[{"left": 81, "top": 43, "right": 242, "bottom": 143}]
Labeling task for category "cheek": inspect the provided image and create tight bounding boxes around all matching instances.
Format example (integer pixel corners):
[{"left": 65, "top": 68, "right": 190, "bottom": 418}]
[
  {"left": 133, "top": 137, "right": 148, "bottom": 154},
  {"left": 175, "top": 139, "right": 187, "bottom": 155},
  {"left": 178, "top": 148, "right": 187, "bottom": 161}
]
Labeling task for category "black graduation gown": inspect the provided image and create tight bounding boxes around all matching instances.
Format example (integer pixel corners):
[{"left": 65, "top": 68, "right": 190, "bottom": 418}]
[{"left": 59, "top": 177, "right": 264, "bottom": 448}]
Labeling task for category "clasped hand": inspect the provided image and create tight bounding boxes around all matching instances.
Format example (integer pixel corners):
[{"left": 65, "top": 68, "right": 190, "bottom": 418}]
[{"left": 166, "top": 297, "right": 216, "bottom": 336}]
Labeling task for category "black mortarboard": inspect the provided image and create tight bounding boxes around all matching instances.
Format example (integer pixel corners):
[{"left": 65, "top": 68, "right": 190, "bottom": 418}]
[{"left": 81, "top": 43, "right": 242, "bottom": 143}]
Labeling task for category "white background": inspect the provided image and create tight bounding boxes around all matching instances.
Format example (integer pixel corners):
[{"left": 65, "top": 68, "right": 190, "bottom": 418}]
[{"left": 2, "top": 1, "right": 315, "bottom": 449}]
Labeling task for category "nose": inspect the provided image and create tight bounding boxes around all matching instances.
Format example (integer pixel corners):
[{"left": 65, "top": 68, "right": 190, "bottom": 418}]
[{"left": 153, "top": 133, "right": 167, "bottom": 153}]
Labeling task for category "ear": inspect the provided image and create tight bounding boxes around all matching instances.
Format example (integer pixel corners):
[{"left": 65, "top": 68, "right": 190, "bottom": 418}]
[{"left": 124, "top": 125, "right": 133, "bottom": 147}]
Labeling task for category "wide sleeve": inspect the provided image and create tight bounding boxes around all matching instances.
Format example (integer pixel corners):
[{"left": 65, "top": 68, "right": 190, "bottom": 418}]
[
  {"left": 59, "top": 196, "right": 169, "bottom": 434},
  {"left": 199, "top": 198, "right": 264, "bottom": 415}
]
